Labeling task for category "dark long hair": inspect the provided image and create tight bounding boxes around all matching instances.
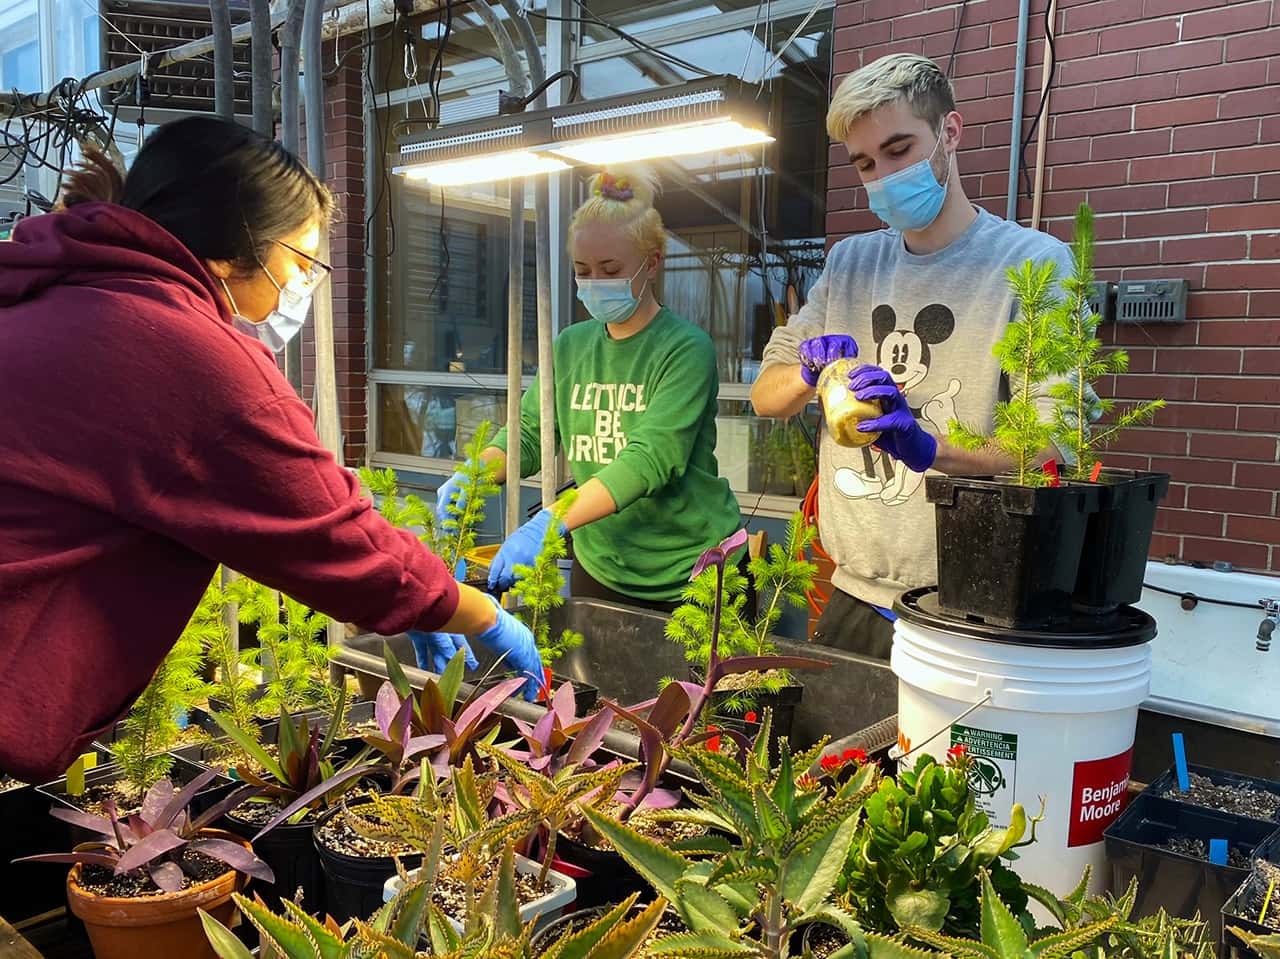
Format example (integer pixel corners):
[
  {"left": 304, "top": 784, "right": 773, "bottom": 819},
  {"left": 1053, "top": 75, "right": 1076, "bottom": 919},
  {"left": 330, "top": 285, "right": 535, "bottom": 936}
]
[{"left": 61, "top": 116, "right": 332, "bottom": 274}]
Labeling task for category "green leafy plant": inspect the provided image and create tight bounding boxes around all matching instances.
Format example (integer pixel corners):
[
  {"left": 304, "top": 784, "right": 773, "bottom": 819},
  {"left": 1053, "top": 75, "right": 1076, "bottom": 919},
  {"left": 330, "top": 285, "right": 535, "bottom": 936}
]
[
  {"left": 1228, "top": 930, "right": 1280, "bottom": 959},
  {"left": 665, "top": 513, "right": 817, "bottom": 712},
  {"left": 1049, "top": 204, "right": 1164, "bottom": 479},
  {"left": 200, "top": 872, "right": 667, "bottom": 959},
  {"left": 358, "top": 465, "right": 438, "bottom": 544},
  {"left": 582, "top": 712, "right": 905, "bottom": 959},
  {"left": 903, "top": 869, "right": 1119, "bottom": 959},
  {"left": 839, "top": 751, "right": 1032, "bottom": 937},
  {"left": 438, "top": 421, "right": 501, "bottom": 574},
  {"left": 949, "top": 258, "right": 1071, "bottom": 487},
  {"left": 200, "top": 573, "right": 259, "bottom": 732},
  {"left": 111, "top": 593, "right": 211, "bottom": 798},
  {"left": 508, "top": 491, "right": 584, "bottom": 670},
  {"left": 223, "top": 578, "right": 331, "bottom": 717}
]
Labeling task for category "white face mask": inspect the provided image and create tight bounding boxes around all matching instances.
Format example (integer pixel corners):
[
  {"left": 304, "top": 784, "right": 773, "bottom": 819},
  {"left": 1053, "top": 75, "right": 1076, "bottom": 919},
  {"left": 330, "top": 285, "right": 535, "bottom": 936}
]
[
  {"left": 221, "top": 246, "right": 325, "bottom": 352},
  {"left": 576, "top": 262, "right": 648, "bottom": 324}
]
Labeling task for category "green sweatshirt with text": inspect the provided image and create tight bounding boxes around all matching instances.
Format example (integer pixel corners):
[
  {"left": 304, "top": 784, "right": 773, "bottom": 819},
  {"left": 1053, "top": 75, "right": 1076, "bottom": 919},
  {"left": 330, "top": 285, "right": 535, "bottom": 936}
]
[{"left": 493, "top": 307, "right": 741, "bottom": 602}]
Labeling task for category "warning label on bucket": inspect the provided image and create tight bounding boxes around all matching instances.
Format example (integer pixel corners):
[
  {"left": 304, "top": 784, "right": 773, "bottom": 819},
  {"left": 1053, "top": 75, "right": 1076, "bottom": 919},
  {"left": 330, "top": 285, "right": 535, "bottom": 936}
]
[
  {"left": 1067, "top": 748, "right": 1133, "bottom": 848},
  {"left": 951, "top": 725, "right": 1017, "bottom": 827}
]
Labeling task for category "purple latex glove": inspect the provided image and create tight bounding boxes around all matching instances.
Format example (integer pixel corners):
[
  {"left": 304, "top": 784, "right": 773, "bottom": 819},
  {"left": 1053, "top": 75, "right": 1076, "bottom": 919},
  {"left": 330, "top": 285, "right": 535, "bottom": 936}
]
[
  {"left": 849, "top": 364, "right": 938, "bottom": 473},
  {"left": 797, "top": 334, "right": 859, "bottom": 387}
]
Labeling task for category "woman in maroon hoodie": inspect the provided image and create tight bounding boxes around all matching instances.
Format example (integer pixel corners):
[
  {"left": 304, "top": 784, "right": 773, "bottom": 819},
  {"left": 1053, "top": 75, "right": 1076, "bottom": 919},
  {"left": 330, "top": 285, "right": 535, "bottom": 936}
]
[{"left": 0, "top": 117, "right": 542, "bottom": 783}]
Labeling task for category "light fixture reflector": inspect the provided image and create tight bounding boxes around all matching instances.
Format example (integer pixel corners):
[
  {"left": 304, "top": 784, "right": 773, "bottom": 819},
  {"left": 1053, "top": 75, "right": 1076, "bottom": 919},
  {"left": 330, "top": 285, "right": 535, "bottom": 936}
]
[
  {"left": 400, "top": 150, "right": 569, "bottom": 186},
  {"left": 551, "top": 119, "right": 773, "bottom": 166}
]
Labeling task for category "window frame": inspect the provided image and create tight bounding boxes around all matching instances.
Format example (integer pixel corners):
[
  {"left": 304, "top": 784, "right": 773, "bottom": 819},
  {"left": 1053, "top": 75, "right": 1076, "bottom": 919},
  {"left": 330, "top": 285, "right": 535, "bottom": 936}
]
[{"left": 365, "top": 0, "right": 834, "bottom": 516}]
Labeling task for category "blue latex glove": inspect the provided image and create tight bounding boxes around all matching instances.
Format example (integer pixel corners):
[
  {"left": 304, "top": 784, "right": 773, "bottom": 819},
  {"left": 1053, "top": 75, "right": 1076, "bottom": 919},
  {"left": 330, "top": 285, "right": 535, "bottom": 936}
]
[
  {"left": 798, "top": 334, "right": 859, "bottom": 387},
  {"left": 408, "top": 631, "right": 479, "bottom": 674},
  {"left": 435, "top": 470, "right": 468, "bottom": 530},
  {"left": 488, "top": 509, "right": 563, "bottom": 593},
  {"left": 849, "top": 364, "right": 938, "bottom": 473},
  {"left": 475, "top": 596, "right": 542, "bottom": 701}
]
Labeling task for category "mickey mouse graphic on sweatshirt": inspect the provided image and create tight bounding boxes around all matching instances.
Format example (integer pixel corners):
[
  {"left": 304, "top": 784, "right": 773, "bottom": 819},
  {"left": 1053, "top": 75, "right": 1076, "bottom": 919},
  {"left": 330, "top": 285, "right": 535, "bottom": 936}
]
[{"left": 760, "top": 207, "right": 1073, "bottom": 611}]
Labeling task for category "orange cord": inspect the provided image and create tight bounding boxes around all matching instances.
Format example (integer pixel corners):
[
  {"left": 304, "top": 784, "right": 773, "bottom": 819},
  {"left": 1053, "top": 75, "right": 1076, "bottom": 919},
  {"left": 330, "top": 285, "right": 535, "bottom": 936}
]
[{"left": 801, "top": 474, "right": 831, "bottom": 616}]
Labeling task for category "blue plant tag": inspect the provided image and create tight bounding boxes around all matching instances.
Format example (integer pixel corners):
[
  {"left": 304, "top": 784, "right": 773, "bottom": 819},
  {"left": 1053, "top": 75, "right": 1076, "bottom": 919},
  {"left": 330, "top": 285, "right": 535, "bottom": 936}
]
[
  {"left": 1172, "top": 732, "right": 1190, "bottom": 791},
  {"left": 1209, "top": 838, "right": 1229, "bottom": 866}
]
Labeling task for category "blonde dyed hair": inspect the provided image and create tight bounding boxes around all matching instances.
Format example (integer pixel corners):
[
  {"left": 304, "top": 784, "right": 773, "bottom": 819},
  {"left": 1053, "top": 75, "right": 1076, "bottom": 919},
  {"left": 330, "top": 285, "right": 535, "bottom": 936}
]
[
  {"left": 568, "top": 166, "right": 666, "bottom": 258},
  {"left": 826, "top": 53, "right": 956, "bottom": 142}
]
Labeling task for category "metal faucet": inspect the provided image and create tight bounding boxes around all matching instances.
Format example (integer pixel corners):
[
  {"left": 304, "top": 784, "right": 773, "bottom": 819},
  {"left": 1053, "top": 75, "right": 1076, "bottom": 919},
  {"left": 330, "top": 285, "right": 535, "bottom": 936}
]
[{"left": 1259, "top": 599, "right": 1279, "bottom": 653}]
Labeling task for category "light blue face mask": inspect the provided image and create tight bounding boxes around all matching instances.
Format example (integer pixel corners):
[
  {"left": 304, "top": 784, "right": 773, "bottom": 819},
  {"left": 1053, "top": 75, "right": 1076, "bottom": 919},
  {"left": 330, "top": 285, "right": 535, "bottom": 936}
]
[
  {"left": 863, "top": 129, "right": 951, "bottom": 232},
  {"left": 576, "top": 262, "right": 647, "bottom": 324}
]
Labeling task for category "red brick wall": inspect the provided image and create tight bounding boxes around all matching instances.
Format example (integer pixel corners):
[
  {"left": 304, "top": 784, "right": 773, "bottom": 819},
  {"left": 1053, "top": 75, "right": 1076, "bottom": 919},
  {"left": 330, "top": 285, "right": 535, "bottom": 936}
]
[
  {"left": 301, "top": 35, "right": 367, "bottom": 467},
  {"left": 830, "top": 0, "right": 1280, "bottom": 574}
]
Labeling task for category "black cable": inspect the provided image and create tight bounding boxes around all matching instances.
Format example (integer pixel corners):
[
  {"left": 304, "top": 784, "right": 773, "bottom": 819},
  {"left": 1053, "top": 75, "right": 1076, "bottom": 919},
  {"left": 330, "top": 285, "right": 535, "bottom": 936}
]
[
  {"left": 525, "top": 7, "right": 716, "bottom": 78},
  {"left": 1142, "top": 582, "right": 1266, "bottom": 611},
  {"left": 504, "top": 69, "right": 581, "bottom": 112},
  {"left": 1018, "top": 0, "right": 1056, "bottom": 199},
  {"left": 944, "top": 0, "right": 973, "bottom": 78}
]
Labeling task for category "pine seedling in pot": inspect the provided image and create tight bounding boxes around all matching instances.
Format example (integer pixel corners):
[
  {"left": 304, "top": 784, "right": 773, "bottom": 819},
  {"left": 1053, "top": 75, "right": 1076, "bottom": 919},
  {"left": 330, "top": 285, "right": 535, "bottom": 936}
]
[
  {"left": 112, "top": 595, "right": 210, "bottom": 799},
  {"left": 438, "top": 422, "right": 501, "bottom": 576},
  {"left": 949, "top": 258, "right": 1072, "bottom": 486},
  {"left": 507, "top": 490, "right": 583, "bottom": 679},
  {"left": 1049, "top": 203, "right": 1164, "bottom": 479},
  {"left": 201, "top": 573, "right": 258, "bottom": 732}
]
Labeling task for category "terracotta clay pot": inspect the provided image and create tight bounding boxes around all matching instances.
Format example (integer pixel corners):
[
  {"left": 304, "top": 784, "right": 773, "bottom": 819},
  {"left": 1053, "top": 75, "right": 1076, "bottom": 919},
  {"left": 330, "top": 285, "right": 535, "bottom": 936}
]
[{"left": 64, "top": 829, "right": 249, "bottom": 959}]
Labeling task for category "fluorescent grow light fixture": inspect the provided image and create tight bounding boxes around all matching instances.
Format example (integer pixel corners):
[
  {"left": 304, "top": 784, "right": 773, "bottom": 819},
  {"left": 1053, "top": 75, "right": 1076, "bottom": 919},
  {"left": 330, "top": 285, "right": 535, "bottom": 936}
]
[
  {"left": 393, "top": 76, "right": 770, "bottom": 185},
  {"left": 552, "top": 119, "right": 772, "bottom": 165},
  {"left": 401, "top": 150, "right": 569, "bottom": 186}
]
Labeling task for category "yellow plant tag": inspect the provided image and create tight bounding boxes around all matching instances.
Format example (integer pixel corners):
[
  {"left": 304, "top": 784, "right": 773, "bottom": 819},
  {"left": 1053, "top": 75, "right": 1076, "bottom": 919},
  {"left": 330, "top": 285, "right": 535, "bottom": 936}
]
[{"left": 66, "top": 752, "right": 98, "bottom": 797}]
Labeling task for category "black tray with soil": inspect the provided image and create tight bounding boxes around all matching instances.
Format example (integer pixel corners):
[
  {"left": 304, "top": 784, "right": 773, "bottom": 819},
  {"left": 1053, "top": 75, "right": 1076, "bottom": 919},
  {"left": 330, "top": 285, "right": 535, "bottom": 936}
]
[
  {"left": 1149, "top": 764, "right": 1280, "bottom": 824},
  {"left": 1223, "top": 831, "right": 1280, "bottom": 959},
  {"left": 1105, "top": 792, "right": 1277, "bottom": 941}
]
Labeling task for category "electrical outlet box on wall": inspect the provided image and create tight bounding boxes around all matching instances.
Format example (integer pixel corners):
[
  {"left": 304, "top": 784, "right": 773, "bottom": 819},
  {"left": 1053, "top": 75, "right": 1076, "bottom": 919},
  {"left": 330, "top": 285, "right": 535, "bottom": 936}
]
[{"left": 1115, "top": 279, "right": 1189, "bottom": 325}]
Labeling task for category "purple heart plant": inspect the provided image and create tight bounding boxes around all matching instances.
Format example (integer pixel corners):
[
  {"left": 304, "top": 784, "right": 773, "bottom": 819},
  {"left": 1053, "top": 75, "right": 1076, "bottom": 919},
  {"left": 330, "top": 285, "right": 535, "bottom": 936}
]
[{"left": 18, "top": 769, "right": 273, "bottom": 895}]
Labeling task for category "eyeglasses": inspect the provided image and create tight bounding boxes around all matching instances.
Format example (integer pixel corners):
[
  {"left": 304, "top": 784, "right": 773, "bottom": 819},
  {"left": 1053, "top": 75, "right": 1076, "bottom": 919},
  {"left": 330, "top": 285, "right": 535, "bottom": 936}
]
[{"left": 275, "top": 240, "right": 332, "bottom": 294}]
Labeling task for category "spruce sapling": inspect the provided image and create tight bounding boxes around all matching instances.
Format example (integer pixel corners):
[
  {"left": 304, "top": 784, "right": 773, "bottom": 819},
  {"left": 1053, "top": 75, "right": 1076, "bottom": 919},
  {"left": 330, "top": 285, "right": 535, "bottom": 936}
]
[{"left": 506, "top": 491, "right": 583, "bottom": 671}]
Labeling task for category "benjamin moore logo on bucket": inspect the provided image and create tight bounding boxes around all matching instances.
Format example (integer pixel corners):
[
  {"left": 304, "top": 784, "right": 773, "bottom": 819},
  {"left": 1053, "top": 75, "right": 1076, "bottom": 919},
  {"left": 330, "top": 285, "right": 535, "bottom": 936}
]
[{"left": 1067, "top": 747, "right": 1134, "bottom": 848}]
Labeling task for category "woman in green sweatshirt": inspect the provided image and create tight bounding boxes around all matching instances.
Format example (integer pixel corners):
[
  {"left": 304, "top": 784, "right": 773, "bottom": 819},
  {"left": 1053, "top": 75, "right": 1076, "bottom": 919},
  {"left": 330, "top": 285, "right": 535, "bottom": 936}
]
[{"left": 439, "top": 167, "right": 742, "bottom": 612}]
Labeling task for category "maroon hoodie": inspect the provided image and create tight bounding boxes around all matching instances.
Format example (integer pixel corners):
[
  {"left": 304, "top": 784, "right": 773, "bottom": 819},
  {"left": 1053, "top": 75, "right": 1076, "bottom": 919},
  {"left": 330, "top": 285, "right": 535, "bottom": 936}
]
[{"left": 0, "top": 202, "right": 459, "bottom": 783}]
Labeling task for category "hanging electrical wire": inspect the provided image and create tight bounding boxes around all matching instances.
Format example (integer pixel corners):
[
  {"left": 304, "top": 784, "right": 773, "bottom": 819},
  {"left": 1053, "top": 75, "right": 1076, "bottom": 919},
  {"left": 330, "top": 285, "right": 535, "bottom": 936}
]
[{"left": 1018, "top": 0, "right": 1057, "bottom": 198}]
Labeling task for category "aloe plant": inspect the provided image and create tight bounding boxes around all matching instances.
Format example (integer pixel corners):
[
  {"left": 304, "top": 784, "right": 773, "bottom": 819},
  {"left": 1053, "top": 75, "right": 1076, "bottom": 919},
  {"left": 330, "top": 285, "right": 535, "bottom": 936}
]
[
  {"left": 903, "top": 870, "right": 1120, "bottom": 959},
  {"left": 581, "top": 712, "right": 905, "bottom": 959},
  {"left": 201, "top": 877, "right": 667, "bottom": 959}
]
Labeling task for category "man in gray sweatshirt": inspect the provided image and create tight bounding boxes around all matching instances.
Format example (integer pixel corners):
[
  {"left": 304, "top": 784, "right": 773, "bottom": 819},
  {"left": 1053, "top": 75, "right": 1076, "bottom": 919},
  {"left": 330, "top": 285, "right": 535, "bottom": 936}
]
[{"left": 752, "top": 53, "right": 1071, "bottom": 659}]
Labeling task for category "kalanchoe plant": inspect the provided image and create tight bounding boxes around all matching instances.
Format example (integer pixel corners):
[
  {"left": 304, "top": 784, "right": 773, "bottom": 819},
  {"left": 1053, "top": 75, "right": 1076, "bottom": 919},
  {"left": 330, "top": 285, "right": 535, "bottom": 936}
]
[
  {"left": 665, "top": 513, "right": 818, "bottom": 712},
  {"left": 949, "top": 258, "right": 1071, "bottom": 487},
  {"left": 508, "top": 491, "right": 584, "bottom": 673},
  {"left": 602, "top": 529, "right": 830, "bottom": 822},
  {"left": 582, "top": 711, "right": 888, "bottom": 959},
  {"left": 839, "top": 750, "right": 1033, "bottom": 937},
  {"left": 19, "top": 769, "right": 273, "bottom": 894},
  {"left": 112, "top": 590, "right": 211, "bottom": 798},
  {"left": 211, "top": 683, "right": 379, "bottom": 835},
  {"left": 1228, "top": 931, "right": 1280, "bottom": 959},
  {"left": 1049, "top": 204, "right": 1164, "bottom": 479}
]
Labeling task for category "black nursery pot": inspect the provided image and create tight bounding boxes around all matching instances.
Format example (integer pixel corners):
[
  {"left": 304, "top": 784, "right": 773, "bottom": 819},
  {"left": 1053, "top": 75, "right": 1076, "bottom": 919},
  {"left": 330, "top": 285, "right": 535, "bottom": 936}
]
[
  {"left": 926, "top": 474, "right": 1100, "bottom": 629},
  {"left": 553, "top": 829, "right": 650, "bottom": 910},
  {"left": 1221, "top": 831, "right": 1280, "bottom": 959},
  {"left": 313, "top": 798, "right": 423, "bottom": 923},
  {"left": 708, "top": 681, "right": 804, "bottom": 759},
  {"left": 472, "top": 670, "right": 599, "bottom": 715},
  {"left": 1147, "top": 763, "right": 1280, "bottom": 826},
  {"left": 1105, "top": 792, "right": 1275, "bottom": 943},
  {"left": 223, "top": 806, "right": 326, "bottom": 915},
  {"left": 1072, "top": 469, "right": 1170, "bottom": 613}
]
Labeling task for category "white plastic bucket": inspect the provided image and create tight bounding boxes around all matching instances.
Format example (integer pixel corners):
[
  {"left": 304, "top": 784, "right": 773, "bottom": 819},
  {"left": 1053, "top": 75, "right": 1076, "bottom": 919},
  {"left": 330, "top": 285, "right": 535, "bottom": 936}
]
[{"left": 891, "top": 613, "right": 1152, "bottom": 897}]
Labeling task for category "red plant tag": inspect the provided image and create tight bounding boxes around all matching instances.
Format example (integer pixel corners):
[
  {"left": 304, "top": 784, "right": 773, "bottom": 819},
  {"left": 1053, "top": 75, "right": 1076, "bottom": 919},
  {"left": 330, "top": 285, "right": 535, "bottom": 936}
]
[
  {"left": 1089, "top": 461, "right": 1103, "bottom": 482},
  {"left": 1041, "top": 460, "right": 1061, "bottom": 487}
]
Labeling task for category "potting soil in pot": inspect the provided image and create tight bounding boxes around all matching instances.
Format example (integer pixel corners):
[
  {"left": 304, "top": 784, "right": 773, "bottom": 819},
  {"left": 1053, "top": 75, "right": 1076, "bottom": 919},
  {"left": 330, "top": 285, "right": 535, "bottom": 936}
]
[
  {"left": 1159, "top": 773, "right": 1280, "bottom": 821},
  {"left": 1162, "top": 833, "right": 1251, "bottom": 868},
  {"left": 77, "top": 849, "right": 230, "bottom": 898},
  {"left": 316, "top": 811, "right": 418, "bottom": 859},
  {"left": 805, "top": 925, "right": 849, "bottom": 959},
  {"left": 433, "top": 862, "right": 550, "bottom": 915},
  {"left": 1243, "top": 860, "right": 1280, "bottom": 931}
]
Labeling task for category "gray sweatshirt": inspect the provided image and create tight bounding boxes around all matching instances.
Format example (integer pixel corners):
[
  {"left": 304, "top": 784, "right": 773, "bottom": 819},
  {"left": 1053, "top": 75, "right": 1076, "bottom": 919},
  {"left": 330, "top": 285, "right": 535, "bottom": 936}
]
[{"left": 760, "top": 206, "right": 1073, "bottom": 609}]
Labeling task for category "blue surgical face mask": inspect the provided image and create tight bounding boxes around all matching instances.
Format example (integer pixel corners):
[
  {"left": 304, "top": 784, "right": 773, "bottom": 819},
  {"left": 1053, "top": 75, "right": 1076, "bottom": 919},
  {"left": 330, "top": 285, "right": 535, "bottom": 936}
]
[
  {"left": 576, "top": 262, "right": 647, "bottom": 324},
  {"left": 863, "top": 129, "right": 951, "bottom": 232},
  {"left": 221, "top": 259, "right": 320, "bottom": 352}
]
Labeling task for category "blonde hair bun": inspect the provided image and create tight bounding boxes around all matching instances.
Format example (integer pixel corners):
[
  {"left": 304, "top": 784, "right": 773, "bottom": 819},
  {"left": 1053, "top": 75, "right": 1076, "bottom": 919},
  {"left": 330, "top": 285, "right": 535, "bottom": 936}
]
[{"left": 570, "top": 164, "right": 666, "bottom": 257}]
